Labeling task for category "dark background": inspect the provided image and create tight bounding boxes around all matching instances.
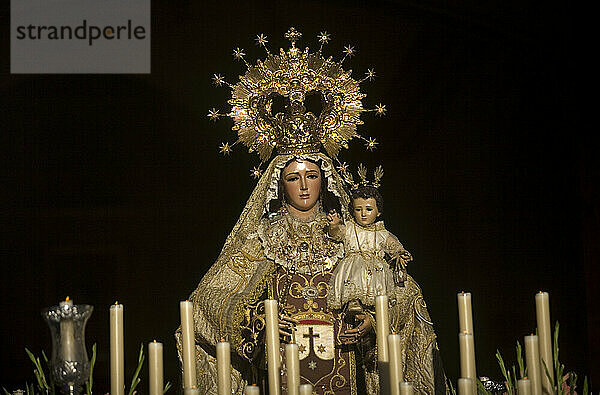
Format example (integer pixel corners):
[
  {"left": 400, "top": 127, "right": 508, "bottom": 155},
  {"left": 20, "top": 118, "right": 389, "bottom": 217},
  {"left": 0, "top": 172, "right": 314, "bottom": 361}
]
[{"left": 1, "top": 0, "right": 597, "bottom": 392}]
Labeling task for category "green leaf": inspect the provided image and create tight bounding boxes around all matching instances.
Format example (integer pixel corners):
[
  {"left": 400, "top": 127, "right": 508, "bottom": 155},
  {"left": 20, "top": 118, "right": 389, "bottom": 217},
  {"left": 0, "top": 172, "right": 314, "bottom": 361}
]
[
  {"left": 553, "top": 322, "right": 562, "bottom": 395},
  {"left": 163, "top": 382, "right": 172, "bottom": 394},
  {"left": 516, "top": 341, "right": 525, "bottom": 379},
  {"left": 583, "top": 376, "right": 588, "bottom": 395},
  {"left": 512, "top": 365, "right": 518, "bottom": 392},
  {"left": 3, "top": 387, "right": 12, "bottom": 395},
  {"left": 41, "top": 351, "right": 55, "bottom": 395},
  {"left": 542, "top": 359, "right": 555, "bottom": 393},
  {"left": 496, "top": 350, "right": 514, "bottom": 394},
  {"left": 25, "top": 349, "right": 49, "bottom": 393},
  {"left": 86, "top": 343, "right": 97, "bottom": 395},
  {"left": 128, "top": 344, "right": 145, "bottom": 395}
]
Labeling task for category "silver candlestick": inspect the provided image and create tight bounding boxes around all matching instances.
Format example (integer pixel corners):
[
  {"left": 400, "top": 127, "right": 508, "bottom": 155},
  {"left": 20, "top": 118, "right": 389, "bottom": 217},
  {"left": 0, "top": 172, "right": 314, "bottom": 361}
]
[{"left": 42, "top": 299, "right": 93, "bottom": 395}]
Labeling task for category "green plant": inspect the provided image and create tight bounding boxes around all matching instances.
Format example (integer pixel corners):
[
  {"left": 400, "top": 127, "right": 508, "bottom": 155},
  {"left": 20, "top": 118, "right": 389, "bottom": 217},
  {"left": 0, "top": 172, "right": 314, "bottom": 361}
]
[
  {"left": 13, "top": 342, "right": 173, "bottom": 395},
  {"left": 25, "top": 348, "right": 52, "bottom": 395},
  {"left": 86, "top": 343, "right": 97, "bottom": 395},
  {"left": 540, "top": 322, "right": 591, "bottom": 395},
  {"left": 495, "top": 348, "right": 517, "bottom": 394},
  {"left": 493, "top": 322, "right": 592, "bottom": 395},
  {"left": 41, "top": 351, "right": 55, "bottom": 394},
  {"left": 128, "top": 343, "right": 145, "bottom": 395}
]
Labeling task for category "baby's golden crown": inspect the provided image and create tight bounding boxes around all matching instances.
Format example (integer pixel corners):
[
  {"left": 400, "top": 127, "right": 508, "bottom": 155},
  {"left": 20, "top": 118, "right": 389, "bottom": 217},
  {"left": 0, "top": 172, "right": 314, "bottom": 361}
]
[{"left": 338, "top": 163, "right": 384, "bottom": 191}]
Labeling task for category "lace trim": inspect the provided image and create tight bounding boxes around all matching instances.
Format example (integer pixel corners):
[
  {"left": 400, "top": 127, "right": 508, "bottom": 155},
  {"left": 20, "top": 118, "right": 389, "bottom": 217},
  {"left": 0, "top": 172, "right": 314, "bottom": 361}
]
[
  {"left": 257, "top": 210, "right": 344, "bottom": 274},
  {"left": 353, "top": 220, "right": 386, "bottom": 231}
]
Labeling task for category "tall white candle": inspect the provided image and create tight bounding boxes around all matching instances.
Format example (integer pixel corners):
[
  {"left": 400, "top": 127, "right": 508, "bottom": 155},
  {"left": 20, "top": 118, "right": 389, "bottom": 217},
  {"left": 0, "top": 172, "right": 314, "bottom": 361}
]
[
  {"left": 286, "top": 342, "right": 300, "bottom": 395},
  {"left": 535, "top": 291, "right": 553, "bottom": 394},
  {"left": 59, "top": 297, "right": 76, "bottom": 361},
  {"left": 400, "top": 382, "right": 414, "bottom": 395},
  {"left": 458, "top": 378, "right": 474, "bottom": 395},
  {"left": 244, "top": 385, "right": 260, "bottom": 394},
  {"left": 216, "top": 339, "right": 231, "bottom": 395},
  {"left": 388, "top": 333, "right": 403, "bottom": 395},
  {"left": 376, "top": 295, "right": 391, "bottom": 394},
  {"left": 180, "top": 300, "right": 197, "bottom": 389},
  {"left": 458, "top": 333, "right": 477, "bottom": 381},
  {"left": 375, "top": 295, "right": 390, "bottom": 362},
  {"left": 518, "top": 378, "right": 532, "bottom": 395},
  {"left": 183, "top": 389, "right": 200, "bottom": 395},
  {"left": 299, "top": 384, "right": 313, "bottom": 395},
  {"left": 457, "top": 292, "right": 474, "bottom": 334},
  {"left": 264, "top": 299, "right": 281, "bottom": 395},
  {"left": 524, "top": 335, "right": 542, "bottom": 395},
  {"left": 110, "top": 302, "right": 125, "bottom": 395},
  {"left": 148, "top": 340, "right": 163, "bottom": 395}
]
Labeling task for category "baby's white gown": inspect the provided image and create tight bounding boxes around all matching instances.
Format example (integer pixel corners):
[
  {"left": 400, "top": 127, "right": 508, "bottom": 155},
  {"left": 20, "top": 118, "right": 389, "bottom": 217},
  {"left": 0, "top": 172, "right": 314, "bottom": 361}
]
[{"left": 327, "top": 220, "right": 411, "bottom": 310}]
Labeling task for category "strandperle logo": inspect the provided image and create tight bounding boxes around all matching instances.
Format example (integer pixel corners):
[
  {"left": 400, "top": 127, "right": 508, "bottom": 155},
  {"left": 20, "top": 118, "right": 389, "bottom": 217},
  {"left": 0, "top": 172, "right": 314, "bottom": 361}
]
[
  {"left": 15, "top": 19, "right": 147, "bottom": 46},
  {"left": 11, "top": 0, "right": 150, "bottom": 74}
]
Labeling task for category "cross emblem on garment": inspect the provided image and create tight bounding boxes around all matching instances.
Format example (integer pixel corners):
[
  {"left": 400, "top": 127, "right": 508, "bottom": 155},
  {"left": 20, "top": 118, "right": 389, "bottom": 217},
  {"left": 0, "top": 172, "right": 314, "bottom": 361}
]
[{"left": 303, "top": 327, "right": 320, "bottom": 352}]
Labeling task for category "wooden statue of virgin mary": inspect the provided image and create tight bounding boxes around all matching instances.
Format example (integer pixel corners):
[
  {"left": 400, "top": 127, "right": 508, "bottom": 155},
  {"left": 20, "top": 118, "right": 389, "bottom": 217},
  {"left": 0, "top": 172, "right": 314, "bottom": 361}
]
[{"left": 175, "top": 28, "right": 448, "bottom": 394}]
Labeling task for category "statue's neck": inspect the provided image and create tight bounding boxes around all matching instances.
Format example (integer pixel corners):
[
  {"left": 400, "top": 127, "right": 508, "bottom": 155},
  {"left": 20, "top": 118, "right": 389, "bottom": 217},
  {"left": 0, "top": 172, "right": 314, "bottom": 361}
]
[{"left": 285, "top": 203, "right": 320, "bottom": 222}]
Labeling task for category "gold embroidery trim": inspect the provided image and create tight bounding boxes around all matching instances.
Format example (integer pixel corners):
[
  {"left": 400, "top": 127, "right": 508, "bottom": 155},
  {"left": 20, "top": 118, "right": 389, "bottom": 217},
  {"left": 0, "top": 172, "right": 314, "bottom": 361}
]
[{"left": 230, "top": 262, "right": 278, "bottom": 360}]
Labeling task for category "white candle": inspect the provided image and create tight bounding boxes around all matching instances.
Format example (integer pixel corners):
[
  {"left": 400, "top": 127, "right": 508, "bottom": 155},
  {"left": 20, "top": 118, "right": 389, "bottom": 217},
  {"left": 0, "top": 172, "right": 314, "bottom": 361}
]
[
  {"left": 458, "top": 378, "right": 474, "bottom": 395},
  {"left": 376, "top": 295, "right": 391, "bottom": 394},
  {"left": 216, "top": 339, "right": 231, "bottom": 395},
  {"left": 375, "top": 295, "right": 390, "bottom": 362},
  {"left": 524, "top": 335, "right": 542, "bottom": 395},
  {"left": 458, "top": 333, "right": 477, "bottom": 381},
  {"left": 59, "top": 297, "right": 76, "bottom": 361},
  {"left": 535, "top": 291, "right": 553, "bottom": 394},
  {"left": 180, "top": 300, "right": 197, "bottom": 389},
  {"left": 518, "top": 378, "right": 532, "bottom": 395},
  {"left": 244, "top": 385, "right": 260, "bottom": 394},
  {"left": 457, "top": 292, "right": 474, "bottom": 334},
  {"left": 110, "top": 302, "right": 125, "bottom": 395},
  {"left": 183, "top": 389, "right": 200, "bottom": 395},
  {"left": 148, "top": 340, "right": 163, "bottom": 395},
  {"left": 286, "top": 342, "right": 300, "bottom": 395},
  {"left": 264, "top": 299, "right": 281, "bottom": 395},
  {"left": 388, "top": 333, "right": 403, "bottom": 395},
  {"left": 299, "top": 384, "right": 313, "bottom": 395},
  {"left": 400, "top": 382, "right": 414, "bottom": 395}
]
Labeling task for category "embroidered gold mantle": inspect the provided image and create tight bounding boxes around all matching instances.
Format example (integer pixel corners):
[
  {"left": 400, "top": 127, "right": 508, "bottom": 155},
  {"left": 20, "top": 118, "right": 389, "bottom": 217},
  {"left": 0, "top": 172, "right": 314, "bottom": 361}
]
[{"left": 174, "top": 154, "right": 447, "bottom": 394}]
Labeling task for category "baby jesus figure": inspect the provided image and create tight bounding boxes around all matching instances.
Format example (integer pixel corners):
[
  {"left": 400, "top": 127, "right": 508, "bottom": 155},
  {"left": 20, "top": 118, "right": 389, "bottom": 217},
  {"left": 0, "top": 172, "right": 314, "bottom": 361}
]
[{"left": 326, "top": 184, "right": 413, "bottom": 321}]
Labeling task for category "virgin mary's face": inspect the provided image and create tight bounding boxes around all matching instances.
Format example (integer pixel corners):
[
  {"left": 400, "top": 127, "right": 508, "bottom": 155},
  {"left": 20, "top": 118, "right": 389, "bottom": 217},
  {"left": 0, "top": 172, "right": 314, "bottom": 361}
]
[{"left": 282, "top": 160, "right": 322, "bottom": 212}]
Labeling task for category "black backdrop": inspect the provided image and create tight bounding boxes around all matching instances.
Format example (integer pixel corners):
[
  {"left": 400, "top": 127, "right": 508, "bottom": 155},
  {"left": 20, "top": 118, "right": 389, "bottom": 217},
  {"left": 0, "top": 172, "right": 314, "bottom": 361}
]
[{"left": 2, "top": 0, "right": 597, "bottom": 392}]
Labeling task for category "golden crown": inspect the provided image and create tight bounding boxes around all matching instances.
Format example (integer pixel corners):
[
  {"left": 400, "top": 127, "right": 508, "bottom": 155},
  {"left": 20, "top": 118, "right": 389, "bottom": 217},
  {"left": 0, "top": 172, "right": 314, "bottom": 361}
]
[
  {"left": 338, "top": 163, "right": 384, "bottom": 191},
  {"left": 208, "top": 27, "right": 387, "bottom": 178}
]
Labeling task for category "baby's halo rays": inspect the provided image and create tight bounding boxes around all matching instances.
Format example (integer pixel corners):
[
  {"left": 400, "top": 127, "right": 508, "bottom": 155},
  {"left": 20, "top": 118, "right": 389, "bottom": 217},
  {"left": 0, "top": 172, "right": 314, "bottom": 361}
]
[
  {"left": 206, "top": 26, "right": 388, "bottom": 179},
  {"left": 339, "top": 163, "right": 385, "bottom": 191}
]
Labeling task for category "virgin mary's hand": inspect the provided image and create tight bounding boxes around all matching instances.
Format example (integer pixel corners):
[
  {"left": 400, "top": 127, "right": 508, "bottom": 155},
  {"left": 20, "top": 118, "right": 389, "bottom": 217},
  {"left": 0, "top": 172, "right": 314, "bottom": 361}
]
[{"left": 340, "top": 313, "right": 373, "bottom": 344}]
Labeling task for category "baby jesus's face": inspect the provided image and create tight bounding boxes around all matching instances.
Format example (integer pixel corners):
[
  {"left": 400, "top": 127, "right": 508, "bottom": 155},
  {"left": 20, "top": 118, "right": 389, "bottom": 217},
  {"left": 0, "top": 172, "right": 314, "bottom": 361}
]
[{"left": 352, "top": 197, "right": 380, "bottom": 226}]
